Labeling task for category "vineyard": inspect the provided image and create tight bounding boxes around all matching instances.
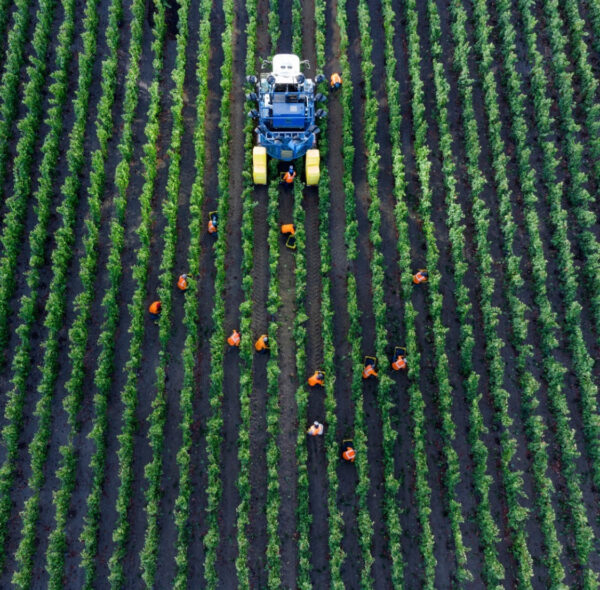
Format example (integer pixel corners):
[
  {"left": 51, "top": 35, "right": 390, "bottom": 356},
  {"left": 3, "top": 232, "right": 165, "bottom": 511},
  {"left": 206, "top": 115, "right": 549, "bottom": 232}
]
[{"left": 0, "top": 0, "right": 600, "bottom": 586}]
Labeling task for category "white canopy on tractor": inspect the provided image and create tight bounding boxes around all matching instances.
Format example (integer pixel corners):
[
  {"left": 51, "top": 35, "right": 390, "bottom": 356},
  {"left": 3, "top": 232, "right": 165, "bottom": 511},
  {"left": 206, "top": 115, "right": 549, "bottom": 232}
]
[{"left": 271, "top": 54, "right": 301, "bottom": 82}]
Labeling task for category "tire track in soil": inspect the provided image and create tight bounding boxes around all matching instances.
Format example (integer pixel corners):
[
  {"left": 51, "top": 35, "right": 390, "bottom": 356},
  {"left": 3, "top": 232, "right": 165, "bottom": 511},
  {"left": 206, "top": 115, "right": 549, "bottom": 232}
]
[
  {"left": 274, "top": 0, "right": 300, "bottom": 585},
  {"left": 89, "top": 9, "right": 168, "bottom": 585},
  {"left": 488, "top": 0, "right": 600, "bottom": 556},
  {"left": 180, "top": 1, "right": 223, "bottom": 587},
  {"left": 28, "top": 0, "right": 134, "bottom": 585},
  {"left": 212, "top": 3, "right": 247, "bottom": 587},
  {"left": 300, "top": 0, "right": 329, "bottom": 584},
  {"left": 324, "top": 0, "right": 360, "bottom": 586},
  {"left": 0, "top": 0, "right": 111, "bottom": 582},
  {"left": 246, "top": 0, "right": 271, "bottom": 584},
  {"left": 118, "top": 11, "right": 179, "bottom": 583},
  {"left": 344, "top": 0, "right": 392, "bottom": 584},
  {"left": 146, "top": 0, "right": 202, "bottom": 586}
]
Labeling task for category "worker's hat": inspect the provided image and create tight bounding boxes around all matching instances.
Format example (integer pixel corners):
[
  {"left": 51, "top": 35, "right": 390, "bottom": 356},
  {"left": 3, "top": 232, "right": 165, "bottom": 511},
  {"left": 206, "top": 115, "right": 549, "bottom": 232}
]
[
  {"left": 313, "top": 421, "right": 319, "bottom": 426},
  {"left": 288, "top": 165, "right": 294, "bottom": 173}
]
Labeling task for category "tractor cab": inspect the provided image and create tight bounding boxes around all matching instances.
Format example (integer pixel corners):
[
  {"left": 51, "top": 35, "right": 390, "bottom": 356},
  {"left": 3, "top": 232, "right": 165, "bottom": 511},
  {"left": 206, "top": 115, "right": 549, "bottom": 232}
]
[{"left": 246, "top": 54, "right": 326, "bottom": 185}]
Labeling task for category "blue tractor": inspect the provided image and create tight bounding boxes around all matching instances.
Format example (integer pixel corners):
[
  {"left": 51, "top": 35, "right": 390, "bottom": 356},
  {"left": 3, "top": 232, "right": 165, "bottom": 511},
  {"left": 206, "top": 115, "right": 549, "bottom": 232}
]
[{"left": 246, "top": 54, "right": 327, "bottom": 185}]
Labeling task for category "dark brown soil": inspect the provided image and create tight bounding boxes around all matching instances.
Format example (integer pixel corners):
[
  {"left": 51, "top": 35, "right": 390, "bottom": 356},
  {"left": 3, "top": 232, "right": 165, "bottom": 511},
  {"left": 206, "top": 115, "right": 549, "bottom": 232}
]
[{"left": 0, "top": 0, "right": 599, "bottom": 587}]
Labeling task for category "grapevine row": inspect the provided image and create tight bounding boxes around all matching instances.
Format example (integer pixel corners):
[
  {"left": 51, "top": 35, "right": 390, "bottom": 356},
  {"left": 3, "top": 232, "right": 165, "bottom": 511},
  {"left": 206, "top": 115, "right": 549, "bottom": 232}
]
[
  {"left": 559, "top": 0, "right": 600, "bottom": 186},
  {"left": 481, "top": 0, "right": 598, "bottom": 584},
  {"left": 449, "top": 1, "right": 567, "bottom": 586},
  {"left": 313, "top": 0, "right": 345, "bottom": 585},
  {"left": 15, "top": 0, "right": 122, "bottom": 584},
  {"left": 231, "top": 0, "right": 257, "bottom": 584},
  {"left": 335, "top": 0, "right": 376, "bottom": 582},
  {"left": 77, "top": 0, "right": 149, "bottom": 584},
  {"left": 516, "top": 0, "right": 600, "bottom": 498},
  {"left": 415, "top": 0, "right": 509, "bottom": 583},
  {"left": 0, "top": 0, "right": 34, "bottom": 223},
  {"left": 538, "top": 0, "right": 600, "bottom": 354},
  {"left": 381, "top": 0, "right": 438, "bottom": 584},
  {"left": 0, "top": 0, "right": 100, "bottom": 572},
  {"left": 105, "top": 0, "right": 166, "bottom": 585},
  {"left": 0, "top": 0, "right": 56, "bottom": 361},
  {"left": 290, "top": 6, "right": 311, "bottom": 588},
  {"left": 357, "top": 0, "right": 420, "bottom": 584},
  {"left": 422, "top": 0, "right": 539, "bottom": 585},
  {"left": 201, "top": 0, "right": 235, "bottom": 582},
  {"left": 169, "top": 0, "right": 214, "bottom": 585},
  {"left": 138, "top": 0, "right": 190, "bottom": 585}
]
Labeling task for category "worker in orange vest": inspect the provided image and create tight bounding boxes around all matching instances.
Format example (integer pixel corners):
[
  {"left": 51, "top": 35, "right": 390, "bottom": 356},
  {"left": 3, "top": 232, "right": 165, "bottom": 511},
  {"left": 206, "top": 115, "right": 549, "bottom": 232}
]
[
  {"left": 227, "top": 329, "right": 241, "bottom": 347},
  {"left": 413, "top": 269, "right": 428, "bottom": 284},
  {"left": 362, "top": 361, "right": 378, "bottom": 380},
  {"left": 255, "top": 334, "right": 269, "bottom": 352},
  {"left": 281, "top": 223, "right": 296, "bottom": 236},
  {"left": 391, "top": 351, "right": 407, "bottom": 371},
  {"left": 330, "top": 72, "right": 342, "bottom": 90},
  {"left": 307, "top": 421, "right": 324, "bottom": 436},
  {"left": 282, "top": 165, "right": 296, "bottom": 184},
  {"left": 341, "top": 440, "right": 355, "bottom": 462},
  {"left": 148, "top": 300, "right": 162, "bottom": 319},
  {"left": 177, "top": 274, "right": 189, "bottom": 291},
  {"left": 307, "top": 371, "right": 324, "bottom": 387},
  {"left": 208, "top": 212, "right": 218, "bottom": 234}
]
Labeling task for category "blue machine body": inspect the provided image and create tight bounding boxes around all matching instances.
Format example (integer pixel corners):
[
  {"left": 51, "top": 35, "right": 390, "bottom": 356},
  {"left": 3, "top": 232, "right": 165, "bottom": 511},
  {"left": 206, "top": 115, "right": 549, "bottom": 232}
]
[{"left": 253, "top": 55, "right": 320, "bottom": 162}]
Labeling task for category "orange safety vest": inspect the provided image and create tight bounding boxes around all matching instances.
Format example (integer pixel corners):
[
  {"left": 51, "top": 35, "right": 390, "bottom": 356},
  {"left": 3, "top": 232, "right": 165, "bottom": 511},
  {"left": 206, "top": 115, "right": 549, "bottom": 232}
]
[
  {"left": 208, "top": 219, "right": 217, "bottom": 234},
  {"left": 330, "top": 73, "right": 342, "bottom": 87},
  {"left": 362, "top": 364, "right": 378, "bottom": 379},
  {"left": 283, "top": 171, "right": 296, "bottom": 184},
  {"left": 307, "top": 423, "right": 323, "bottom": 436},
  {"left": 255, "top": 335, "right": 269, "bottom": 351},
  {"left": 227, "top": 330, "right": 241, "bottom": 347},
  {"left": 413, "top": 271, "right": 427, "bottom": 284},
  {"left": 342, "top": 447, "right": 355, "bottom": 462},
  {"left": 149, "top": 301, "right": 161, "bottom": 315},
  {"left": 392, "top": 356, "right": 407, "bottom": 371},
  {"left": 177, "top": 275, "right": 188, "bottom": 291},
  {"left": 308, "top": 371, "right": 324, "bottom": 387},
  {"left": 281, "top": 223, "right": 296, "bottom": 235}
]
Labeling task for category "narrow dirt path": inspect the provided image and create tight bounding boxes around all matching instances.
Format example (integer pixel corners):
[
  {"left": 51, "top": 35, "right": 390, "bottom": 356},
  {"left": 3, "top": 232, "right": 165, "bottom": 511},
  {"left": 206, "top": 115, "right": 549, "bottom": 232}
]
[
  {"left": 212, "top": 0, "right": 248, "bottom": 584},
  {"left": 181, "top": 0, "right": 224, "bottom": 586},
  {"left": 246, "top": 0, "right": 271, "bottom": 583},
  {"left": 323, "top": 0, "right": 361, "bottom": 586},
  {"left": 299, "top": 0, "right": 329, "bottom": 584},
  {"left": 273, "top": 0, "right": 300, "bottom": 585}
]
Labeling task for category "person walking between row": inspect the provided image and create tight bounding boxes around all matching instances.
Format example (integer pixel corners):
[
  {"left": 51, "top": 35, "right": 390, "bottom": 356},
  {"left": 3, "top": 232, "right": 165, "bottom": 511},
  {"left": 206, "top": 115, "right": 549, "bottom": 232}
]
[
  {"left": 177, "top": 274, "right": 189, "bottom": 291},
  {"left": 307, "top": 371, "right": 324, "bottom": 387},
  {"left": 307, "top": 421, "right": 324, "bottom": 436},
  {"left": 255, "top": 334, "right": 269, "bottom": 352},
  {"left": 227, "top": 329, "right": 241, "bottom": 347},
  {"left": 282, "top": 165, "right": 296, "bottom": 184}
]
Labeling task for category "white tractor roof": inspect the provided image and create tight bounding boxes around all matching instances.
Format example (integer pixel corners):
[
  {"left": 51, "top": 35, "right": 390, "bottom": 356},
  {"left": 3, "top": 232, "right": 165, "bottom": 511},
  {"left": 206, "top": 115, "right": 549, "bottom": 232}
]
[{"left": 272, "top": 54, "right": 301, "bottom": 80}]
